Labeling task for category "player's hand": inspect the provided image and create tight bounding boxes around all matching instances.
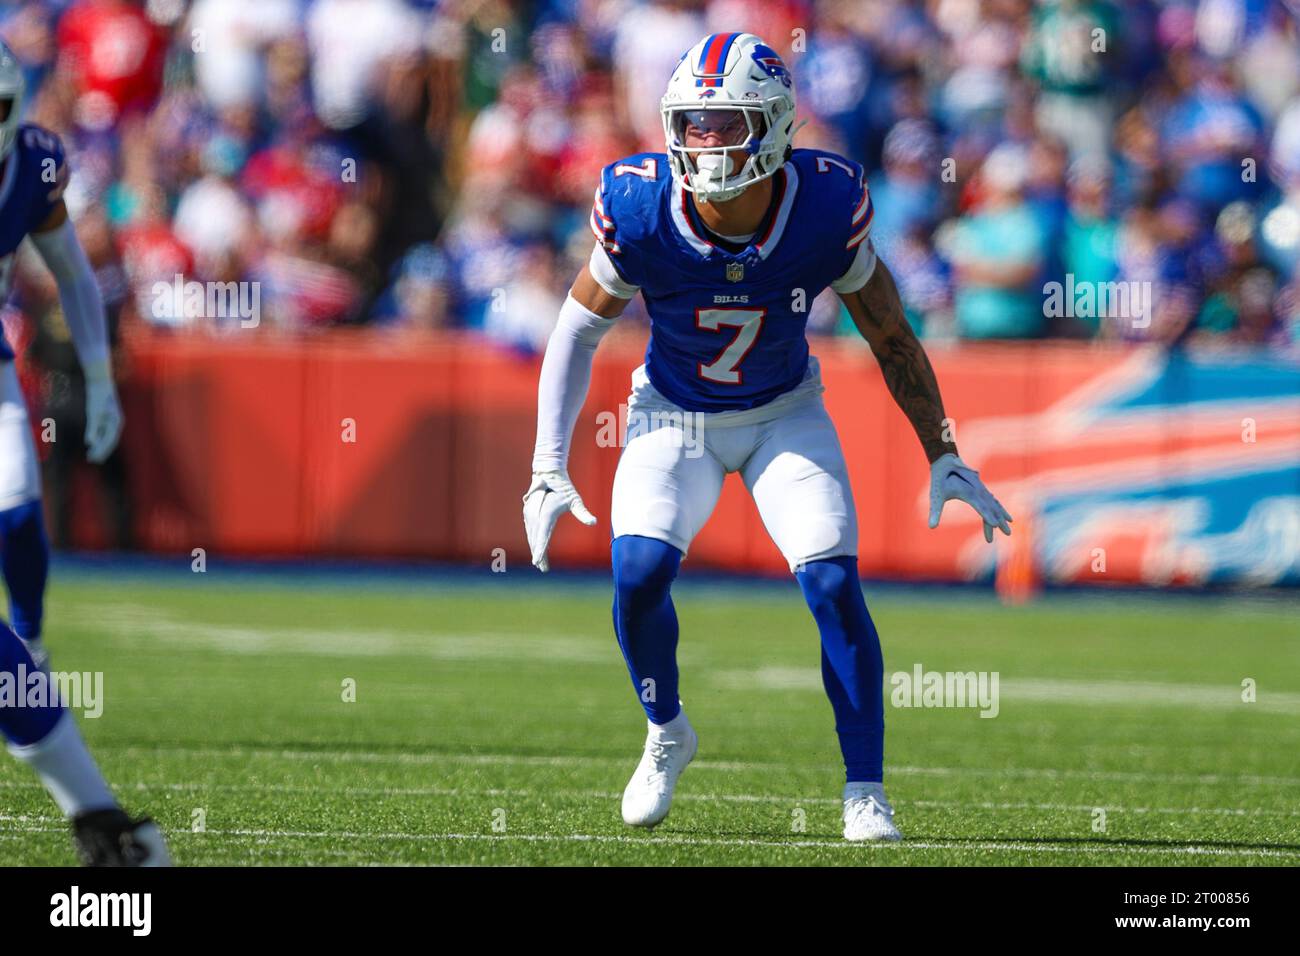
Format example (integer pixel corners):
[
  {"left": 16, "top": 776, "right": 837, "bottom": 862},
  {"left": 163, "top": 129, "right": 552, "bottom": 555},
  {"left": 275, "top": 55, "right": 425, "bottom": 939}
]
[
  {"left": 84, "top": 371, "right": 123, "bottom": 464},
  {"left": 928, "top": 453, "right": 1012, "bottom": 543},
  {"left": 522, "top": 471, "right": 597, "bottom": 572}
]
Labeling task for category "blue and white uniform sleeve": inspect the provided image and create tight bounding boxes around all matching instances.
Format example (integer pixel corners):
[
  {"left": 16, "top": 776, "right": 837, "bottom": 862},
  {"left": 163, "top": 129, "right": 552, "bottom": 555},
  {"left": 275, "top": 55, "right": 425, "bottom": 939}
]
[
  {"left": 587, "top": 161, "right": 653, "bottom": 290},
  {"left": 831, "top": 237, "right": 877, "bottom": 293},
  {"left": 831, "top": 176, "right": 877, "bottom": 294},
  {"left": 589, "top": 179, "right": 619, "bottom": 255},
  {"left": 22, "top": 126, "right": 70, "bottom": 231},
  {"left": 846, "top": 175, "right": 874, "bottom": 249}
]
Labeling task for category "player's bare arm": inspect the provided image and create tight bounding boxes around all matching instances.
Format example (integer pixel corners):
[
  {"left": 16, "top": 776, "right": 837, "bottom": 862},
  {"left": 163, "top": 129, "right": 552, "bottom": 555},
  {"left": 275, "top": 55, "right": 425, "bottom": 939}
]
[
  {"left": 839, "top": 257, "right": 952, "bottom": 464},
  {"left": 839, "top": 256, "right": 1013, "bottom": 541},
  {"left": 35, "top": 198, "right": 69, "bottom": 232},
  {"left": 570, "top": 262, "right": 631, "bottom": 320}
]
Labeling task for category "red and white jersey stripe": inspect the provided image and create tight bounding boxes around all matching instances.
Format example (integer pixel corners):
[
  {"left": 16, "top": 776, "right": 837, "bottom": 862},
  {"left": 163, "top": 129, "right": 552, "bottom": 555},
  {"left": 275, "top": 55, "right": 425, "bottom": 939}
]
[{"left": 847, "top": 180, "right": 874, "bottom": 250}]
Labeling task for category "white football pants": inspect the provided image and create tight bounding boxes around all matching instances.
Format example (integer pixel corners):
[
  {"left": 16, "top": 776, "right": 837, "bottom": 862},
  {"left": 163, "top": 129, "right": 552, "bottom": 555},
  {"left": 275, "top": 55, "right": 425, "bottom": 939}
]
[{"left": 610, "top": 361, "right": 858, "bottom": 571}]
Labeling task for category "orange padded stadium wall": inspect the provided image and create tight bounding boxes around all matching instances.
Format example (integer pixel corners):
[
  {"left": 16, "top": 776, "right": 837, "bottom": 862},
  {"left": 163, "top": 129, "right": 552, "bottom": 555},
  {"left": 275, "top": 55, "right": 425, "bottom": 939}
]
[{"left": 109, "top": 331, "right": 1271, "bottom": 584}]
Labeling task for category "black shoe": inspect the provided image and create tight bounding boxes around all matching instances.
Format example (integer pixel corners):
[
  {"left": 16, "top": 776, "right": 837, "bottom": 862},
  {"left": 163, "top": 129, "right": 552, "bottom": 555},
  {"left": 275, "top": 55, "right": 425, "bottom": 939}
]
[{"left": 72, "top": 808, "right": 172, "bottom": 867}]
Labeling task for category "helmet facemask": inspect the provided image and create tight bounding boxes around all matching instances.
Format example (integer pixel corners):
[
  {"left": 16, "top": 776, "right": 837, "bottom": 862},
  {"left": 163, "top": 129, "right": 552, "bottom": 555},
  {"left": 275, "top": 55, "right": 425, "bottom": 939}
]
[{"left": 663, "top": 99, "right": 789, "bottom": 203}]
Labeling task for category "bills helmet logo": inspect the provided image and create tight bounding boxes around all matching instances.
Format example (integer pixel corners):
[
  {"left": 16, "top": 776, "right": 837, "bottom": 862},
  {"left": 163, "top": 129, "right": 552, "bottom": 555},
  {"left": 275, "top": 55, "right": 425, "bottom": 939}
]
[{"left": 750, "top": 44, "right": 791, "bottom": 88}]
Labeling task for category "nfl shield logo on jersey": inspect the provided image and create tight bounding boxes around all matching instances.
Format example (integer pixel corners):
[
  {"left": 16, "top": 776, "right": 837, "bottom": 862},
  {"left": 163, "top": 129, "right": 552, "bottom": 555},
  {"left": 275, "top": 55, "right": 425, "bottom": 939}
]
[{"left": 725, "top": 262, "right": 744, "bottom": 282}]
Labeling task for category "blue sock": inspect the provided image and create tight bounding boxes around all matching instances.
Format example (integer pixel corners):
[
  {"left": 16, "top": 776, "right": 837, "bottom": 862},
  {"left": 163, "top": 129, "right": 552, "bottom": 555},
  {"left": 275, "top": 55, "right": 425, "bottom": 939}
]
[
  {"left": 0, "top": 500, "right": 49, "bottom": 641},
  {"left": 795, "top": 557, "right": 885, "bottom": 783},
  {"left": 612, "top": 535, "right": 683, "bottom": 724},
  {"left": 0, "top": 618, "right": 63, "bottom": 746}
]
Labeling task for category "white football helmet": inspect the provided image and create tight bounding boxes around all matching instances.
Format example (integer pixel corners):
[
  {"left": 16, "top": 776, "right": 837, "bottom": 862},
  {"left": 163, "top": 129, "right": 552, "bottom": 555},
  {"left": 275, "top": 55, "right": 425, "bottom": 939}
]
[
  {"left": 661, "top": 33, "right": 798, "bottom": 203},
  {"left": 0, "top": 41, "right": 24, "bottom": 162}
]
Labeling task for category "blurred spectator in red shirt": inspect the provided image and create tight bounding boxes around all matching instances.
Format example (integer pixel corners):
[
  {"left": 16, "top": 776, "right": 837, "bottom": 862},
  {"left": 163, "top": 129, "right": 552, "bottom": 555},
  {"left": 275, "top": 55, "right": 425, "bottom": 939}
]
[{"left": 57, "top": 0, "right": 167, "bottom": 131}]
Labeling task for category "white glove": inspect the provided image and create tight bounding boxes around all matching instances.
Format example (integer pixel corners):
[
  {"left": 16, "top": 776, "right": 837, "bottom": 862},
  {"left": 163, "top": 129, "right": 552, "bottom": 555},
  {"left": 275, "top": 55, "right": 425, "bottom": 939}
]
[
  {"left": 522, "top": 471, "right": 596, "bottom": 572},
  {"left": 84, "top": 367, "right": 124, "bottom": 464},
  {"left": 928, "top": 453, "right": 1012, "bottom": 543}
]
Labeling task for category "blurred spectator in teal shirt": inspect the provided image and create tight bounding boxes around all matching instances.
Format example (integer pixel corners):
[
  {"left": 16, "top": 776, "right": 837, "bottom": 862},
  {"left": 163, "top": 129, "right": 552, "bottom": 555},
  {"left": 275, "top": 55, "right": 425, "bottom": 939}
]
[
  {"left": 1059, "top": 156, "right": 1119, "bottom": 336},
  {"left": 944, "top": 145, "right": 1046, "bottom": 339}
]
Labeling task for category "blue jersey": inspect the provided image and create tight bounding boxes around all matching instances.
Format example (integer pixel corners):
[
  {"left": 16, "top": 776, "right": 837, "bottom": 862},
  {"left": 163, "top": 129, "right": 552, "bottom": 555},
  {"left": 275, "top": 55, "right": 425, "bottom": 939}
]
[
  {"left": 0, "top": 124, "right": 68, "bottom": 361},
  {"left": 593, "top": 148, "right": 873, "bottom": 412}
]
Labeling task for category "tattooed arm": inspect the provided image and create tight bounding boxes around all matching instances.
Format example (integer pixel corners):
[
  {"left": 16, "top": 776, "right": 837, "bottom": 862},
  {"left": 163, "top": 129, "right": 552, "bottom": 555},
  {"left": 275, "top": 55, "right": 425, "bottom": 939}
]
[
  {"left": 837, "top": 255, "right": 1013, "bottom": 539},
  {"left": 838, "top": 256, "right": 954, "bottom": 464}
]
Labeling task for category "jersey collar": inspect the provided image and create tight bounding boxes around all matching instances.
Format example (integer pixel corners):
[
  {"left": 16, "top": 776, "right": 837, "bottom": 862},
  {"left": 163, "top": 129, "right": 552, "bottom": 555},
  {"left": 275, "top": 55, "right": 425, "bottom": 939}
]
[{"left": 670, "top": 163, "right": 799, "bottom": 261}]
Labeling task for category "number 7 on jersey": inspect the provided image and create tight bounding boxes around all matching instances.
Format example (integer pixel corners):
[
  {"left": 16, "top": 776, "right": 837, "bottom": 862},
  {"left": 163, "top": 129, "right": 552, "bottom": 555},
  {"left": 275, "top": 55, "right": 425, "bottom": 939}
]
[{"left": 695, "top": 308, "right": 765, "bottom": 384}]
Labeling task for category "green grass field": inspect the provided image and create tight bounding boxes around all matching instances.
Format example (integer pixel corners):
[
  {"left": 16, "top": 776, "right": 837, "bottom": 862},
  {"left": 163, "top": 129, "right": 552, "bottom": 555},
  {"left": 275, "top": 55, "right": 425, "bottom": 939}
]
[{"left": 2, "top": 565, "right": 1298, "bottom": 866}]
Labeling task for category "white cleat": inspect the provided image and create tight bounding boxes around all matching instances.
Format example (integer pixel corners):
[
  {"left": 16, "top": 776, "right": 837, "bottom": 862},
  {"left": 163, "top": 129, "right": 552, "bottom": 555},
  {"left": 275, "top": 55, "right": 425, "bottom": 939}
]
[
  {"left": 842, "top": 782, "right": 903, "bottom": 842},
  {"left": 621, "top": 712, "right": 697, "bottom": 829}
]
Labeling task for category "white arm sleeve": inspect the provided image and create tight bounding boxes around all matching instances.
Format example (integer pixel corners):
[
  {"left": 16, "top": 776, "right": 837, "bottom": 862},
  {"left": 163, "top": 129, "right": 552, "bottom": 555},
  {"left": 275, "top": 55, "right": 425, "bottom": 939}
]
[
  {"left": 588, "top": 243, "right": 639, "bottom": 299},
  {"left": 29, "top": 220, "right": 111, "bottom": 380},
  {"left": 830, "top": 237, "right": 878, "bottom": 294},
  {"left": 532, "top": 294, "right": 617, "bottom": 473}
]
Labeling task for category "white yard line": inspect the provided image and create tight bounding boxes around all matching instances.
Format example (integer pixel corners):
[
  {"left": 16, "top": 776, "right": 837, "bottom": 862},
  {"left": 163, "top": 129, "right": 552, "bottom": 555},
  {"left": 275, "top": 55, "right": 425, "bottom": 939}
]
[
  {"left": 63, "top": 605, "right": 610, "bottom": 663},
  {"left": 3, "top": 781, "right": 1296, "bottom": 820}
]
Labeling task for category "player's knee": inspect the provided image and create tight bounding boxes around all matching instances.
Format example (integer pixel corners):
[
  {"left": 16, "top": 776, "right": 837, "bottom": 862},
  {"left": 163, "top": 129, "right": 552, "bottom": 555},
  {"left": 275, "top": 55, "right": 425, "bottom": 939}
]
[
  {"left": 795, "top": 556, "right": 862, "bottom": 616},
  {"left": 612, "top": 535, "right": 681, "bottom": 611}
]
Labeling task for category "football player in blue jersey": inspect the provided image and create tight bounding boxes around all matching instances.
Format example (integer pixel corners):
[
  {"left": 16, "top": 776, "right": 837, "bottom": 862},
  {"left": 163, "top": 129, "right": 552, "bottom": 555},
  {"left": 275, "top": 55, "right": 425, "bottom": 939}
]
[
  {"left": 0, "top": 42, "right": 162, "bottom": 866},
  {"left": 523, "top": 33, "right": 1012, "bottom": 841},
  {"left": 0, "top": 42, "right": 123, "bottom": 670}
]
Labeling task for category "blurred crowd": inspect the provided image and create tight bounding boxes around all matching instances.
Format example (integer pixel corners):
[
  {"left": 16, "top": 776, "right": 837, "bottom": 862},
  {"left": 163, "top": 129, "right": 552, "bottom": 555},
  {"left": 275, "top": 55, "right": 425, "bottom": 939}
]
[{"left": 3, "top": 0, "right": 1300, "bottom": 356}]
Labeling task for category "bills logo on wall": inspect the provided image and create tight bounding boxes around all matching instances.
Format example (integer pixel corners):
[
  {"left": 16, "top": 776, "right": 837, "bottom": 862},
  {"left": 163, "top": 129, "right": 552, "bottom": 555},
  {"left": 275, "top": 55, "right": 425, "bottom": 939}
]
[{"left": 948, "top": 348, "right": 1300, "bottom": 587}]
